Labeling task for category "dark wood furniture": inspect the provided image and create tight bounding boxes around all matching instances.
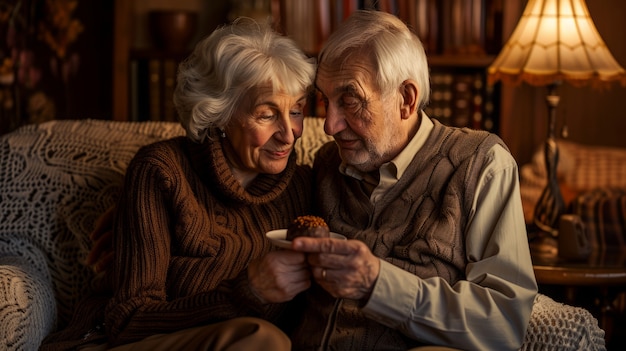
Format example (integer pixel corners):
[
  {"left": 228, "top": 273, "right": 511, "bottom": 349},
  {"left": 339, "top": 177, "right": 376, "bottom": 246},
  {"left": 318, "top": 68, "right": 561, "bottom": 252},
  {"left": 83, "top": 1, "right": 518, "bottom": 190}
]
[{"left": 531, "top": 242, "right": 626, "bottom": 349}]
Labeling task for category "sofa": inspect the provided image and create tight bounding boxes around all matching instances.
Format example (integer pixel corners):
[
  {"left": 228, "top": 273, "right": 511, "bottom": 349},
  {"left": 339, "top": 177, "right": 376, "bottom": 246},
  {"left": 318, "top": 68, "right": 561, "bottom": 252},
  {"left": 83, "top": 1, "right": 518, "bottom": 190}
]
[
  {"left": 0, "top": 118, "right": 606, "bottom": 350},
  {"left": 520, "top": 140, "right": 626, "bottom": 251}
]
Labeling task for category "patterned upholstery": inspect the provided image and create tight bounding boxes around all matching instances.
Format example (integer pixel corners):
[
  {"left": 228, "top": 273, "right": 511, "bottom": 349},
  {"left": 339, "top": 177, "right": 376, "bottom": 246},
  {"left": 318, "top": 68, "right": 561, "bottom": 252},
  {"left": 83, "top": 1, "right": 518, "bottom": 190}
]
[
  {"left": 520, "top": 140, "right": 626, "bottom": 250},
  {"left": 571, "top": 188, "right": 626, "bottom": 251},
  {"left": 520, "top": 140, "right": 626, "bottom": 197},
  {"left": 0, "top": 119, "right": 605, "bottom": 350}
]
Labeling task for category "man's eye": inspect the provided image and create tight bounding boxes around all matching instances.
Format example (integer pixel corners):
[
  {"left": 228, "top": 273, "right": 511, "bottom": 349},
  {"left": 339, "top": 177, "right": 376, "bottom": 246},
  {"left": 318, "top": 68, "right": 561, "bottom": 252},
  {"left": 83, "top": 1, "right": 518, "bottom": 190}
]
[
  {"left": 290, "top": 110, "right": 303, "bottom": 117},
  {"left": 341, "top": 95, "right": 360, "bottom": 109}
]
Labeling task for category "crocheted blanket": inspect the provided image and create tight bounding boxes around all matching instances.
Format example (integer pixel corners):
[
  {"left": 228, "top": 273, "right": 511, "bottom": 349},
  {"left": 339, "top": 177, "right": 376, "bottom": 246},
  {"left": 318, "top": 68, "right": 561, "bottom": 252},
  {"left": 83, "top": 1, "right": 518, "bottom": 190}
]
[
  {"left": 0, "top": 120, "right": 186, "bottom": 349},
  {"left": 521, "top": 294, "right": 605, "bottom": 351}
]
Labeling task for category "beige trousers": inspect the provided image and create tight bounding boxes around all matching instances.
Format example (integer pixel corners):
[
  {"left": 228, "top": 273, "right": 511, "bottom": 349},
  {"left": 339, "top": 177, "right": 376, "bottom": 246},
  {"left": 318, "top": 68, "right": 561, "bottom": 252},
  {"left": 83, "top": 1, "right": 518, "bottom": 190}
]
[
  {"left": 80, "top": 316, "right": 461, "bottom": 351},
  {"left": 81, "top": 317, "right": 290, "bottom": 351}
]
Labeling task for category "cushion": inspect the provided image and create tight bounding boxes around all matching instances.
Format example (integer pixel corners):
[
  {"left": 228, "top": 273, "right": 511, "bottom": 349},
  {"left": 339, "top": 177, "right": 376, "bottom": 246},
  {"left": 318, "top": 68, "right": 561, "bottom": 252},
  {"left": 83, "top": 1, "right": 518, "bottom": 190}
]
[{"left": 570, "top": 187, "right": 626, "bottom": 251}]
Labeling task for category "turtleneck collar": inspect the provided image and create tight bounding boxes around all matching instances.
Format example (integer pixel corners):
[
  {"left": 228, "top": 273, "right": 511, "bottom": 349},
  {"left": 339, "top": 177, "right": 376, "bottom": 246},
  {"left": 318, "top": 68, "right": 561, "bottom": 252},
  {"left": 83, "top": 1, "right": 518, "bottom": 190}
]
[{"left": 186, "top": 128, "right": 297, "bottom": 205}]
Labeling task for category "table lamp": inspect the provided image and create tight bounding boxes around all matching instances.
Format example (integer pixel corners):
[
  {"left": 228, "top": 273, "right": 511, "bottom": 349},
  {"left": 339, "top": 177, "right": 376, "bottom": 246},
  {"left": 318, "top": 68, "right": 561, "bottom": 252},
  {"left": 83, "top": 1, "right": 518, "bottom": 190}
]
[{"left": 488, "top": 0, "right": 626, "bottom": 236}]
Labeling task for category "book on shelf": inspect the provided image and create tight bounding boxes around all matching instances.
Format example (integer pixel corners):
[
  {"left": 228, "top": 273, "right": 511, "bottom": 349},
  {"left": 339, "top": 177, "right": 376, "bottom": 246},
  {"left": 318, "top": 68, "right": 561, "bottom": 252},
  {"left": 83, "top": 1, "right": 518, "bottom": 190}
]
[
  {"left": 426, "top": 68, "right": 496, "bottom": 132},
  {"left": 274, "top": 0, "right": 499, "bottom": 57},
  {"left": 426, "top": 71, "right": 454, "bottom": 126},
  {"left": 148, "top": 59, "right": 161, "bottom": 121},
  {"left": 162, "top": 60, "right": 178, "bottom": 122},
  {"left": 438, "top": 0, "right": 486, "bottom": 55},
  {"left": 130, "top": 57, "right": 179, "bottom": 122},
  {"left": 450, "top": 73, "right": 473, "bottom": 128}
]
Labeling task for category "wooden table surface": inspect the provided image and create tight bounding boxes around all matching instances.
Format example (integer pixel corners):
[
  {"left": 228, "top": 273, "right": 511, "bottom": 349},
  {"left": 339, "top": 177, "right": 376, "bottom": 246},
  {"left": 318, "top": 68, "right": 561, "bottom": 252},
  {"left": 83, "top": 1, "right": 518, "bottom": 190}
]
[{"left": 532, "top": 250, "right": 626, "bottom": 286}]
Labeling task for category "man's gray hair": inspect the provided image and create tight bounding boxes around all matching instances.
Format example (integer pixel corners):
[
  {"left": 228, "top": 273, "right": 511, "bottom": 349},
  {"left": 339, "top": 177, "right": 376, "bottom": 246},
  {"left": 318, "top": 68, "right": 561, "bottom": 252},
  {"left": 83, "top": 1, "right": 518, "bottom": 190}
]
[{"left": 318, "top": 10, "right": 430, "bottom": 109}]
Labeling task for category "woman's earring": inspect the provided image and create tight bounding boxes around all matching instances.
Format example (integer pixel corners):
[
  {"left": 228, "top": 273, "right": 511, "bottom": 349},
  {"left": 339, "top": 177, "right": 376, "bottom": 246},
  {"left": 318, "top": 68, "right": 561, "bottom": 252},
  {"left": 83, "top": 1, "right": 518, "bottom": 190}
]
[{"left": 219, "top": 129, "right": 226, "bottom": 138}]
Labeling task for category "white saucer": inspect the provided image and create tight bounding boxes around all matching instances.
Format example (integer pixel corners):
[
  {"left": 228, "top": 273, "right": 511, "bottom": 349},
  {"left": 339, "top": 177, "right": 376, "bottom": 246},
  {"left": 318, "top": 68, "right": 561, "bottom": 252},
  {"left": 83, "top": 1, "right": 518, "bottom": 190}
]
[{"left": 265, "top": 229, "right": 347, "bottom": 249}]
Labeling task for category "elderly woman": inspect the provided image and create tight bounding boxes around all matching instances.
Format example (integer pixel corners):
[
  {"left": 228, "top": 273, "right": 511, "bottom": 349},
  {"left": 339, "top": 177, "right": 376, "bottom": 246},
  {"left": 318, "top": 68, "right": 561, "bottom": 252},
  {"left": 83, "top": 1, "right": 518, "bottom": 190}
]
[{"left": 41, "top": 19, "right": 315, "bottom": 351}]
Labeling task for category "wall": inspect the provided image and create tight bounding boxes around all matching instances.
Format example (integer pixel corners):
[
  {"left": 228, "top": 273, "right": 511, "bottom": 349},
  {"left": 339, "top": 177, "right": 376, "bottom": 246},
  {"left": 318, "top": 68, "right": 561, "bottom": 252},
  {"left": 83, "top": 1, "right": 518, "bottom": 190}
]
[
  {"left": 0, "top": 1, "right": 114, "bottom": 134},
  {"left": 499, "top": 0, "right": 626, "bottom": 166}
]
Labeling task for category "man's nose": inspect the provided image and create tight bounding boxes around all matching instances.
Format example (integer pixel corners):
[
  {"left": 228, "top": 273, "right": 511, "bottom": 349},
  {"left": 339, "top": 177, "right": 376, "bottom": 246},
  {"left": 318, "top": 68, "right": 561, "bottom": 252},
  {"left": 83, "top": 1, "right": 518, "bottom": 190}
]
[{"left": 323, "top": 104, "right": 346, "bottom": 136}]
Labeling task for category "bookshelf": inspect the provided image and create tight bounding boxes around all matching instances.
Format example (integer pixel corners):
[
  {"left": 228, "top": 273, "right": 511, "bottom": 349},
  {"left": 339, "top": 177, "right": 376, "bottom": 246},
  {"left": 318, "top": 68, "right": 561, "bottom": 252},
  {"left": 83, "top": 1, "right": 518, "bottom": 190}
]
[
  {"left": 425, "top": 54, "right": 500, "bottom": 132},
  {"left": 113, "top": 0, "right": 506, "bottom": 133},
  {"left": 272, "top": 0, "right": 504, "bottom": 133}
]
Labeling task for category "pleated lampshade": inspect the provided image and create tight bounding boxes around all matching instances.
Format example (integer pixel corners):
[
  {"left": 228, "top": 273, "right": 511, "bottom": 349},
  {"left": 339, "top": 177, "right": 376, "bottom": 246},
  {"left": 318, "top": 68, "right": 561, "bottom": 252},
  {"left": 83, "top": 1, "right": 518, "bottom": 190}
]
[{"left": 488, "top": 0, "right": 626, "bottom": 88}]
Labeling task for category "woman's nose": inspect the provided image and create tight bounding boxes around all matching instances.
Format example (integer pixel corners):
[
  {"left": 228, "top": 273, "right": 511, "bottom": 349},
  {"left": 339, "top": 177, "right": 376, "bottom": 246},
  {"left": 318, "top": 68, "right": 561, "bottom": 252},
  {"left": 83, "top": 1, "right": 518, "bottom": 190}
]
[{"left": 277, "top": 117, "right": 296, "bottom": 144}]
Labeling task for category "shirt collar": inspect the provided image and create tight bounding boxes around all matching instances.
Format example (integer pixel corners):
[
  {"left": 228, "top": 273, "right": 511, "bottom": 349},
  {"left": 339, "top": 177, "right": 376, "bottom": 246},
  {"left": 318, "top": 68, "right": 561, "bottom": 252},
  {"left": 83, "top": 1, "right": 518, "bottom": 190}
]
[{"left": 340, "top": 112, "right": 434, "bottom": 183}]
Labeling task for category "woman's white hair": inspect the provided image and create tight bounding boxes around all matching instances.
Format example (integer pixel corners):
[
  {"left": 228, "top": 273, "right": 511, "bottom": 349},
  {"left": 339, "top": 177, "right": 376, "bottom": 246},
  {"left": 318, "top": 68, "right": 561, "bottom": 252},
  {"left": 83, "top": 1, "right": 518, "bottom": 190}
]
[
  {"left": 318, "top": 10, "right": 430, "bottom": 109},
  {"left": 174, "top": 18, "right": 316, "bottom": 142}
]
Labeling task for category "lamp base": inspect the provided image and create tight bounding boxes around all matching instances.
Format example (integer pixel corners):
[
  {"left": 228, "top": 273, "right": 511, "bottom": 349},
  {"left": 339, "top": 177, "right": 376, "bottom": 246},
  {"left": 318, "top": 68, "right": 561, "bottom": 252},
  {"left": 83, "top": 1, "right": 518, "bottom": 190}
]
[{"left": 533, "top": 83, "right": 565, "bottom": 236}]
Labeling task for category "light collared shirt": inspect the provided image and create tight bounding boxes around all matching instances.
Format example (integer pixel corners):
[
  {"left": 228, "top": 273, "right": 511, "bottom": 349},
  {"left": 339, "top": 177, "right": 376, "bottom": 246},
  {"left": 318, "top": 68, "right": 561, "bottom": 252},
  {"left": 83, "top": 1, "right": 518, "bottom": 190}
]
[{"left": 341, "top": 113, "right": 536, "bottom": 350}]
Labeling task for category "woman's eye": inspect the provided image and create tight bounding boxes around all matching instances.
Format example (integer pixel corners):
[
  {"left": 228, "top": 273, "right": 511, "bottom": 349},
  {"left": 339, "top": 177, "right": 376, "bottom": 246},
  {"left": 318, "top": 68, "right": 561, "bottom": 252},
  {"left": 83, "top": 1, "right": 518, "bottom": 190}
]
[
  {"left": 290, "top": 110, "right": 303, "bottom": 117},
  {"left": 254, "top": 114, "right": 276, "bottom": 123},
  {"left": 258, "top": 113, "right": 276, "bottom": 120}
]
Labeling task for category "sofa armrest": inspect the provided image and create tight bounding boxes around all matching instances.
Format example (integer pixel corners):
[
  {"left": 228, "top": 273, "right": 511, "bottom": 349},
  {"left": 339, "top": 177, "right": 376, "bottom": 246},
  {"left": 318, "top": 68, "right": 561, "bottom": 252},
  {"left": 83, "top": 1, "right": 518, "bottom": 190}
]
[
  {"left": 0, "top": 256, "right": 56, "bottom": 351},
  {"left": 521, "top": 293, "right": 606, "bottom": 351}
]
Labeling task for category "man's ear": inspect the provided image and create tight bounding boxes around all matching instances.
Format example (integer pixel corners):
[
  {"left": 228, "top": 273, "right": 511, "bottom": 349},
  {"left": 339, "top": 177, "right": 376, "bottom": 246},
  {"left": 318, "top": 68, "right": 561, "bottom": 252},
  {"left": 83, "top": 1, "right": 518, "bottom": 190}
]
[{"left": 400, "top": 80, "right": 419, "bottom": 120}]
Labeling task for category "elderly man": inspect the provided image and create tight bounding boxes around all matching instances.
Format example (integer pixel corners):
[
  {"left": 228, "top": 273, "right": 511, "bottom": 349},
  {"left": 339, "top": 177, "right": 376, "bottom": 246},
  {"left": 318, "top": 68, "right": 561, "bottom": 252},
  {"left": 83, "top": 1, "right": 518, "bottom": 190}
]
[{"left": 252, "top": 10, "right": 537, "bottom": 351}]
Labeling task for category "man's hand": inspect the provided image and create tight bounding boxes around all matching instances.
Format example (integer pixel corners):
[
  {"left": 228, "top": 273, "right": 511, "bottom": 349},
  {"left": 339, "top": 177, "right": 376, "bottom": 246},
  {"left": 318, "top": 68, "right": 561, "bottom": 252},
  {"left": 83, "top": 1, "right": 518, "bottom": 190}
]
[
  {"left": 248, "top": 250, "right": 311, "bottom": 303},
  {"left": 292, "top": 237, "right": 380, "bottom": 300}
]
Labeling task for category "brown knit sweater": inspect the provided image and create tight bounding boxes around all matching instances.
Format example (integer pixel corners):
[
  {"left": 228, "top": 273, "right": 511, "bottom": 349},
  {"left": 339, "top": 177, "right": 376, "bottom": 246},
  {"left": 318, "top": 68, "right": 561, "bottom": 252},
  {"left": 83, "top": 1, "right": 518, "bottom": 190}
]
[
  {"left": 41, "top": 134, "right": 312, "bottom": 349},
  {"left": 291, "top": 120, "right": 506, "bottom": 350}
]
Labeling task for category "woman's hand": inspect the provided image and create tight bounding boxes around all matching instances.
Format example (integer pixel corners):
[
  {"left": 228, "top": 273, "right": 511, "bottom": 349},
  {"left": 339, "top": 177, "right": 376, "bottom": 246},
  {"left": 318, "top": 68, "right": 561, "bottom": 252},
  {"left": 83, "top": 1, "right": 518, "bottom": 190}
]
[{"left": 248, "top": 250, "right": 311, "bottom": 303}]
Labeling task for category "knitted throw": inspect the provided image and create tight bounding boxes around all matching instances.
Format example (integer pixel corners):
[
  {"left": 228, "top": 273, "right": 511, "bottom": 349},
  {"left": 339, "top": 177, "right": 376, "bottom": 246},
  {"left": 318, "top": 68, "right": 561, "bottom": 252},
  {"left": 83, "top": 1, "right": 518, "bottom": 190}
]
[
  {"left": 521, "top": 294, "right": 606, "bottom": 351},
  {"left": 0, "top": 120, "right": 186, "bottom": 348}
]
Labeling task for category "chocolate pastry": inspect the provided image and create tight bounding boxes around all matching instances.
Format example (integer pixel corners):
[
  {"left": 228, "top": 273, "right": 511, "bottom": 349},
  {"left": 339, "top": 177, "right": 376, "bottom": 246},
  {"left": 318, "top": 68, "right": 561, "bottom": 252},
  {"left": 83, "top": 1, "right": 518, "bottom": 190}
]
[{"left": 286, "top": 215, "right": 330, "bottom": 240}]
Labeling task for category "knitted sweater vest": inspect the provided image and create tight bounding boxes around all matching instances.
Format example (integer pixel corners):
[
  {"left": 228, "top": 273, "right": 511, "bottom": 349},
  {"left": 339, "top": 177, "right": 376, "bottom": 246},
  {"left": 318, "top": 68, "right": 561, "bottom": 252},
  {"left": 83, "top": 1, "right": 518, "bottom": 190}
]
[{"left": 292, "top": 120, "right": 507, "bottom": 350}]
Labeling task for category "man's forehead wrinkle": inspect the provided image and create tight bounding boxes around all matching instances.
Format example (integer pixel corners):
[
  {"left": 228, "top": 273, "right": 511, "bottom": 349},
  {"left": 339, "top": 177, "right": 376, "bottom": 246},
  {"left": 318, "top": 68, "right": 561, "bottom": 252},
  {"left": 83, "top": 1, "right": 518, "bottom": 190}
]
[
  {"left": 318, "top": 58, "right": 372, "bottom": 98},
  {"left": 317, "top": 72, "right": 354, "bottom": 96},
  {"left": 335, "top": 80, "right": 358, "bottom": 94}
]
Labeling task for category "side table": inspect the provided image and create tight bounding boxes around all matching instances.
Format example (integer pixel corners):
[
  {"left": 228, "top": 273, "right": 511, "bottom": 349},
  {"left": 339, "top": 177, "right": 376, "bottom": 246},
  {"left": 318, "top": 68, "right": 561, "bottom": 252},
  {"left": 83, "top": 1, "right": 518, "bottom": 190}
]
[{"left": 531, "top": 239, "right": 626, "bottom": 348}]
